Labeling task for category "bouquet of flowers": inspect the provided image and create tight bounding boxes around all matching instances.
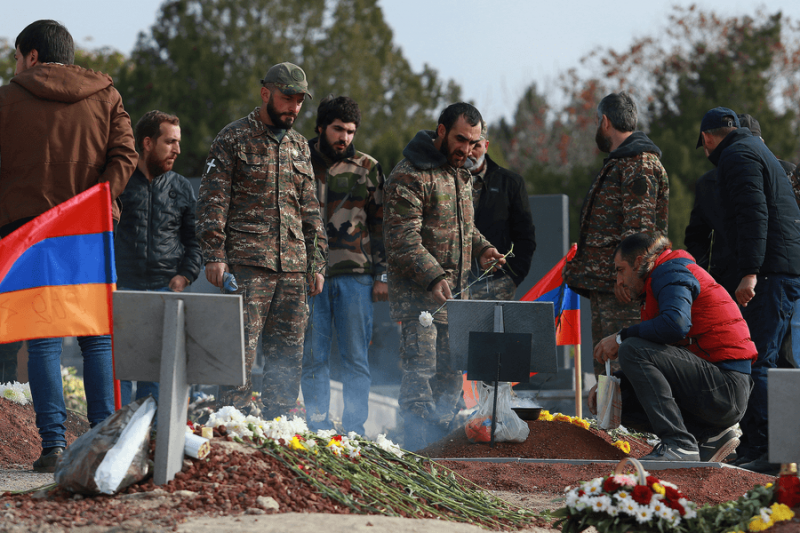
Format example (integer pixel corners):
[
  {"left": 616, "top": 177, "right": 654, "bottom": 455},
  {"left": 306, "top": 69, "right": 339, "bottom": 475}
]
[{"left": 552, "top": 457, "right": 697, "bottom": 533}]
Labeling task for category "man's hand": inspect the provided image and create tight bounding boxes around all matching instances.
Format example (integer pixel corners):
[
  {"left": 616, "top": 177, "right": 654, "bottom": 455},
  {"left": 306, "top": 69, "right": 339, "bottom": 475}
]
[
  {"left": 587, "top": 384, "right": 598, "bottom": 416},
  {"left": 372, "top": 280, "right": 388, "bottom": 302},
  {"left": 205, "top": 262, "right": 228, "bottom": 288},
  {"left": 479, "top": 247, "right": 506, "bottom": 272},
  {"left": 168, "top": 275, "right": 189, "bottom": 293},
  {"left": 308, "top": 273, "right": 325, "bottom": 296},
  {"left": 593, "top": 333, "right": 620, "bottom": 364},
  {"left": 615, "top": 282, "right": 631, "bottom": 304},
  {"left": 736, "top": 274, "right": 757, "bottom": 307},
  {"left": 431, "top": 279, "right": 453, "bottom": 305}
]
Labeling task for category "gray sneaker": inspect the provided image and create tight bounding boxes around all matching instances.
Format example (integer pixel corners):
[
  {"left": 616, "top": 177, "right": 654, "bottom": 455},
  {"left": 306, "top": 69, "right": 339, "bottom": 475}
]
[
  {"left": 642, "top": 443, "right": 700, "bottom": 462},
  {"left": 698, "top": 428, "right": 740, "bottom": 463}
]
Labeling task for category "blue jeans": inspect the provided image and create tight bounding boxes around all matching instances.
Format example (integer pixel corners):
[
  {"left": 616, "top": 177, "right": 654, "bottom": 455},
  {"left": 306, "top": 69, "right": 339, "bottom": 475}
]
[
  {"left": 28, "top": 335, "right": 115, "bottom": 449},
  {"left": 302, "top": 274, "right": 373, "bottom": 435},
  {"left": 117, "top": 286, "right": 169, "bottom": 405},
  {"left": 738, "top": 274, "right": 800, "bottom": 459}
]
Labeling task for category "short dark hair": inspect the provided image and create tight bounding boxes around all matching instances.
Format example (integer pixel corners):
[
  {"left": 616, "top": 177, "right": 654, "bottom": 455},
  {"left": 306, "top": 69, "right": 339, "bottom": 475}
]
[
  {"left": 316, "top": 95, "right": 361, "bottom": 130},
  {"left": 437, "top": 102, "right": 482, "bottom": 132},
  {"left": 15, "top": 20, "right": 74, "bottom": 65},
  {"left": 135, "top": 110, "right": 180, "bottom": 153},
  {"left": 598, "top": 92, "right": 637, "bottom": 132},
  {"left": 615, "top": 233, "right": 672, "bottom": 278},
  {"left": 705, "top": 125, "right": 737, "bottom": 140}
]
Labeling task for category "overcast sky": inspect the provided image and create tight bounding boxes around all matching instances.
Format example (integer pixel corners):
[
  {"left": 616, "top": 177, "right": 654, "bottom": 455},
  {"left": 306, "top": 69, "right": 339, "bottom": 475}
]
[{"left": 4, "top": 1, "right": 799, "bottom": 123}]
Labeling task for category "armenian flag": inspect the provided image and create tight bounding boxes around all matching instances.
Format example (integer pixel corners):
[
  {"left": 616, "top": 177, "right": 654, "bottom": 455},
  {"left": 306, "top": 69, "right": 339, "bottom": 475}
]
[
  {"left": 0, "top": 183, "right": 116, "bottom": 343},
  {"left": 520, "top": 243, "right": 580, "bottom": 346}
]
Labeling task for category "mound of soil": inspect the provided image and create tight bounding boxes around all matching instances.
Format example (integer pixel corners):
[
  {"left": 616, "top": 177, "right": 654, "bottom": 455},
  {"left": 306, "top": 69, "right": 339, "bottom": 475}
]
[
  {"left": 0, "top": 399, "right": 90, "bottom": 468},
  {"left": 418, "top": 419, "right": 653, "bottom": 460}
]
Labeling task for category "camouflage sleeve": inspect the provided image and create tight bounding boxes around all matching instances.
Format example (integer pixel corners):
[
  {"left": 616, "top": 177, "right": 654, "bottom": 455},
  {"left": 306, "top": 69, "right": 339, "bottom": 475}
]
[
  {"left": 300, "top": 143, "right": 328, "bottom": 275},
  {"left": 196, "top": 132, "right": 236, "bottom": 264},
  {"left": 367, "top": 162, "right": 387, "bottom": 274},
  {"left": 620, "top": 155, "right": 667, "bottom": 239},
  {"left": 471, "top": 228, "right": 493, "bottom": 260},
  {"left": 791, "top": 166, "right": 800, "bottom": 209},
  {"left": 384, "top": 169, "right": 446, "bottom": 290}
]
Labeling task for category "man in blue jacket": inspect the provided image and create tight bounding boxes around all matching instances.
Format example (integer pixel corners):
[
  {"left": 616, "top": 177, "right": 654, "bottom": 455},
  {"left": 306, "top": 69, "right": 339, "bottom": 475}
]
[{"left": 698, "top": 107, "right": 800, "bottom": 475}]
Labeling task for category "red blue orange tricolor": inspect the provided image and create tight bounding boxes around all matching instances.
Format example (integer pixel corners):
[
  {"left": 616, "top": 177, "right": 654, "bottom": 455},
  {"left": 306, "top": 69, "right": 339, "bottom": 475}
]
[{"left": 0, "top": 183, "right": 116, "bottom": 343}]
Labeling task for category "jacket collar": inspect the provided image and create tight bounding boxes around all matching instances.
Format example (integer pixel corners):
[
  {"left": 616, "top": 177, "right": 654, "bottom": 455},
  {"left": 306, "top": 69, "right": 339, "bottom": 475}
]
[
  {"left": 707, "top": 128, "right": 753, "bottom": 167},
  {"left": 402, "top": 130, "right": 475, "bottom": 171}
]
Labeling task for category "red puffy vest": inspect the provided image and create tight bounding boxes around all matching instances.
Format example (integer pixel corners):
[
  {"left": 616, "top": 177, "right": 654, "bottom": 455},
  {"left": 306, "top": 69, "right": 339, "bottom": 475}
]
[{"left": 641, "top": 249, "right": 757, "bottom": 364}]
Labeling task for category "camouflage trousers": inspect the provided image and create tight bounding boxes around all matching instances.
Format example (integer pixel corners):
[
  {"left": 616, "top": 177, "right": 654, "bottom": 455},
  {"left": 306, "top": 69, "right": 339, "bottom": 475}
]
[
  {"left": 225, "top": 265, "right": 307, "bottom": 420},
  {"left": 468, "top": 272, "right": 517, "bottom": 301},
  {"left": 590, "top": 290, "right": 640, "bottom": 377},
  {"left": 398, "top": 320, "right": 462, "bottom": 425}
]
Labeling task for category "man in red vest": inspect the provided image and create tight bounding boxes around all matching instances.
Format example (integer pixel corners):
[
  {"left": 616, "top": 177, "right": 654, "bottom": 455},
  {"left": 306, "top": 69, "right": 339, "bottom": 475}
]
[{"left": 589, "top": 232, "right": 756, "bottom": 462}]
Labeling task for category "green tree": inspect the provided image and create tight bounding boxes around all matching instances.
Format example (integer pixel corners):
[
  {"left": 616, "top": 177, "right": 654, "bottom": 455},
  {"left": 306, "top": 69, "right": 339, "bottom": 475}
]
[
  {"left": 116, "top": 0, "right": 458, "bottom": 177},
  {"left": 0, "top": 38, "right": 14, "bottom": 86}
]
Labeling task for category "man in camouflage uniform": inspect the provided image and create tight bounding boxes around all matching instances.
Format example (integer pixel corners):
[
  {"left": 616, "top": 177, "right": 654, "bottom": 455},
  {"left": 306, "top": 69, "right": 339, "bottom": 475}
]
[
  {"left": 301, "top": 96, "right": 386, "bottom": 435},
  {"left": 563, "top": 92, "right": 669, "bottom": 377},
  {"left": 468, "top": 120, "right": 536, "bottom": 301},
  {"left": 196, "top": 62, "right": 327, "bottom": 419},
  {"left": 384, "top": 102, "right": 505, "bottom": 451}
]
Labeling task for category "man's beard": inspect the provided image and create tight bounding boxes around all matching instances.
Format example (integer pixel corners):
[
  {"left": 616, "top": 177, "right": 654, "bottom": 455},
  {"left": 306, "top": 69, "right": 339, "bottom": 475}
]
[
  {"left": 146, "top": 152, "right": 174, "bottom": 177},
  {"left": 267, "top": 96, "right": 296, "bottom": 129},
  {"left": 595, "top": 126, "right": 613, "bottom": 153},
  {"left": 469, "top": 153, "right": 486, "bottom": 172},
  {"left": 440, "top": 135, "right": 467, "bottom": 168},
  {"left": 319, "top": 131, "right": 349, "bottom": 162}
]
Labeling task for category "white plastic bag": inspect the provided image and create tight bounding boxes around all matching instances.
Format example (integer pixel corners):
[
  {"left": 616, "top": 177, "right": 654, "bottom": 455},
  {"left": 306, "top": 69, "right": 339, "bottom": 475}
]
[
  {"left": 55, "top": 396, "right": 156, "bottom": 495},
  {"left": 465, "top": 382, "right": 529, "bottom": 443},
  {"left": 597, "top": 360, "right": 622, "bottom": 430}
]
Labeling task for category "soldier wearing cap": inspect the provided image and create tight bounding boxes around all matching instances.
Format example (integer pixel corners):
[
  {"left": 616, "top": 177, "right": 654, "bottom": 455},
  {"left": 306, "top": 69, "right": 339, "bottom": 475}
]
[
  {"left": 196, "top": 62, "right": 327, "bottom": 418},
  {"left": 697, "top": 106, "right": 800, "bottom": 475},
  {"left": 467, "top": 120, "right": 536, "bottom": 300}
]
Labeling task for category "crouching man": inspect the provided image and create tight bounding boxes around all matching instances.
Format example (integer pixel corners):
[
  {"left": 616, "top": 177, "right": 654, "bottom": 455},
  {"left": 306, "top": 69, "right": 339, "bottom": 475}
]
[{"left": 589, "top": 233, "right": 756, "bottom": 462}]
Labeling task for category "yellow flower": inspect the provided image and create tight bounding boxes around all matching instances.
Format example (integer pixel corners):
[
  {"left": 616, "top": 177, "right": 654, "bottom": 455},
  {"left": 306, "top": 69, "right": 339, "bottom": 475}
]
[
  {"left": 538, "top": 410, "right": 554, "bottom": 421},
  {"left": 289, "top": 436, "right": 306, "bottom": 451},
  {"left": 571, "top": 418, "right": 590, "bottom": 429},
  {"left": 651, "top": 482, "right": 665, "bottom": 495},
  {"left": 770, "top": 503, "right": 795, "bottom": 522},
  {"left": 765, "top": 483, "right": 773, "bottom": 488},
  {"left": 748, "top": 516, "right": 772, "bottom": 532},
  {"left": 554, "top": 413, "right": 573, "bottom": 423},
  {"left": 613, "top": 440, "right": 631, "bottom": 454}
]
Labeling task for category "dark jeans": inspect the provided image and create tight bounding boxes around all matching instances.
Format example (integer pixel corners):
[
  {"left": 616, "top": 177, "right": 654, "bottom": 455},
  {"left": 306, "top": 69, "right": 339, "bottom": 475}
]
[
  {"left": 738, "top": 274, "right": 800, "bottom": 459},
  {"left": 618, "top": 337, "right": 752, "bottom": 449},
  {"left": 0, "top": 342, "right": 22, "bottom": 383}
]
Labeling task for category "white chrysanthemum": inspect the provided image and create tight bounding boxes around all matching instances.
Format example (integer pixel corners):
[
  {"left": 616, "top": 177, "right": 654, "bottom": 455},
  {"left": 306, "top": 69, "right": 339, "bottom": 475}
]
[
  {"left": 578, "top": 494, "right": 595, "bottom": 508},
  {"left": 606, "top": 504, "right": 620, "bottom": 517},
  {"left": 1, "top": 384, "right": 26, "bottom": 405},
  {"left": 660, "top": 480, "right": 678, "bottom": 489},
  {"left": 315, "top": 429, "right": 338, "bottom": 439},
  {"left": 590, "top": 495, "right": 612, "bottom": 513},
  {"left": 635, "top": 506, "right": 654, "bottom": 524},
  {"left": 419, "top": 311, "right": 434, "bottom": 327},
  {"left": 207, "top": 406, "right": 246, "bottom": 427},
  {"left": 760, "top": 508, "right": 772, "bottom": 524},
  {"left": 614, "top": 490, "right": 631, "bottom": 502},
  {"left": 585, "top": 482, "right": 603, "bottom": 496},
  {"left": 649, "top": 496, "right": 666, "bottom": 513},
  {"left": 657, "top": 506, "right": 675, "bottom": 521},
  {"left": 680, "top": 498, "right": 697, "bottom": 519},
  {"left": 376, "top": 434, "right": 404, "bottom": 457},
  {"left": 620, "top": 500, "right": 640, "bottom": 516},
  {"left": 671, "top": 515, "right": 682, "bottom": 528},
  {"left": 566, "top": 490, "right": 580, "bottom": 508}
]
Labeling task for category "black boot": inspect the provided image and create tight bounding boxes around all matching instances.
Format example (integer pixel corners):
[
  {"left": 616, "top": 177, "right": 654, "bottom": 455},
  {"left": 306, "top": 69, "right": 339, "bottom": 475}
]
[{"left": 402, "top": 413, "right": 428, "bottom": 452}]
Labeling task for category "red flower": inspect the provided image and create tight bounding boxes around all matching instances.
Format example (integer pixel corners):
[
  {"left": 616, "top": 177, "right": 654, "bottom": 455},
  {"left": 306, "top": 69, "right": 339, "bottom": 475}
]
[
  {"left": 331, "top": 435, "right": 343, "bottom": 442},
  {"left": 664, "top": 486, "right": 682, "bottom": 502},
  {"left": 646, "top": 475, "right": 660, "bottom": 487},
  {"left": 776, "top": 475, "right": 800, "bottom": 507},
  {"left": 603, "top": 477, "right": 622, "bottom": 493},
  {"left": 632, "top": 485, "right": 652, "bottom": 505},
  {"left": 578, "top": 489, "right": 585, "bottom": 497},
  {"left": 665, "top": 498, "right": 686, "bottom": 516}
]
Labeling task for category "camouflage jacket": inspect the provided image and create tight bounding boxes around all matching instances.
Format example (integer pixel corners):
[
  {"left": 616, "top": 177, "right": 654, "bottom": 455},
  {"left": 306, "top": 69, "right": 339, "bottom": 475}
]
[
  {"left": 384, "top": 130, "right": 492, "bottom": 322},
  {"left": 196, "top": 108, "right": 327, "bottom": 274},
  {"left": 309, "top": 137, "right": 386, "bottom": 278},
  {"left": 564, "top": 132, "right": 669, "bottom": 296}
]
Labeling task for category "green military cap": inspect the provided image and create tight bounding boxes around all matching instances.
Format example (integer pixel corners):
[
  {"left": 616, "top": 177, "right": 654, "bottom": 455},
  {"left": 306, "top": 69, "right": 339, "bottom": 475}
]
[{"left": 261, "top": 62, "right": 313, "bottom": 99}]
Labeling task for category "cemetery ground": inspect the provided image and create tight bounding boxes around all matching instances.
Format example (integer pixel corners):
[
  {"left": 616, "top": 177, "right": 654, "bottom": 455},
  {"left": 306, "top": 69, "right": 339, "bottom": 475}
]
[{"left": 3, "top": 399, "right": 798, "bottom": 532}]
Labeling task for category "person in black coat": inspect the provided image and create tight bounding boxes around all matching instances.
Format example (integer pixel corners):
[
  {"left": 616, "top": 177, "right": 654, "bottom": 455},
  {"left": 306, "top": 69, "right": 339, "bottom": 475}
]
[
  {"left": 467, "top": 121, "right": 536, "bottom": 300},
  {"left": 698, "top": 107, "right": 800, "bottom": 475},
  {"left": 114, "top": 110, "right": 202, "bottom": 405}
]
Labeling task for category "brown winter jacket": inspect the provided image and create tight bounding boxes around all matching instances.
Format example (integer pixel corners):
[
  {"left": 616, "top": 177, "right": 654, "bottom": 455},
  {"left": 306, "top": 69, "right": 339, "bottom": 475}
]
[{"left": 0, "top": 63, "right": 137, "bottom": 228}]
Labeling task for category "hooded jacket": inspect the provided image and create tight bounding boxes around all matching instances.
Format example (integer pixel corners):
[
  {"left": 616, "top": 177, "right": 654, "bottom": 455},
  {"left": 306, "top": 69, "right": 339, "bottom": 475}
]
[
  {"left": 0, "top": 63, "right": 137, "bottom": 229},
  {"left": 384, "top": 130, "right": 492, "bottom": 322},
  {"left": 564, "top": 132, "right": 669, "bottom": 296},
  {"left": 709, "top": 128, "right": 800, "bottom": 278}
]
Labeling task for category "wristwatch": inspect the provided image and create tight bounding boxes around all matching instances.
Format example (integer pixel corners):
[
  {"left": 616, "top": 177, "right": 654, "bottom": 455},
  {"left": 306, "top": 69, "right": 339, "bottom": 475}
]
[
  {"left": 377, "top": 273, "right": 388, "bottom": 283},
  {"left": 615, "top": 331, "right": 623, "bottom": 345}
]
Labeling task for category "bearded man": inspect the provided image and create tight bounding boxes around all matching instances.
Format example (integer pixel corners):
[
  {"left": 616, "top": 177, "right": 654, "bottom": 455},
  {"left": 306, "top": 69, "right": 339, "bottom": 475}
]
[
  {"left": 114, "top": 110, "right": 203, "bottom": 405},
  {"left": 301, "top": 95, "right": 386, "bottom": 435},
  {"left": 196, "top": 62, "right": 327, "bottom": 418},
  {"left": 384, "top": 102, "right": 505, "bottom": 451},
  {"left": 563, "top": 92, "right": 669, "bottom": 377}
]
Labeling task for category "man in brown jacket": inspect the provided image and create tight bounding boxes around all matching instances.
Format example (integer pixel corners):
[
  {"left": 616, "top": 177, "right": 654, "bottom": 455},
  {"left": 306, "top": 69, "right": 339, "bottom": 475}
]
[{"left": 0, "top": 20, "right": 138, "bottom": 472}]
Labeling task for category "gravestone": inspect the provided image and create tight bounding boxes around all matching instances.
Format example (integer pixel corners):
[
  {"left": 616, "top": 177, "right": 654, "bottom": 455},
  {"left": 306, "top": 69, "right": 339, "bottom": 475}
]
[
  {"left": 768, "top": 368, "right": 800, "bottom": 463},
  {"left": 113, "top": 291, "right": 245, "bottom": 485}
]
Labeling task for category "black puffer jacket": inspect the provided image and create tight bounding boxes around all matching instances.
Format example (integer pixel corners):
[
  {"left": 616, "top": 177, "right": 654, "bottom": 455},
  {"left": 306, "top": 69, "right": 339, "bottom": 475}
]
[
  {"left": 471, "top": 154, "right": 536, "bottom": 286},
  {"left": 710, "top": 128, "right": 800, "bottom": 278},
  {"left": 115, "top": 168, "right": 202, "bottom": 289}
]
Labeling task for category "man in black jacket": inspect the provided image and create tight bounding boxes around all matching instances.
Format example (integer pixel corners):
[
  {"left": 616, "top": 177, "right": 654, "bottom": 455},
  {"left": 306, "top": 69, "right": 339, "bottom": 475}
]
[
  {"left": 114, "top": 110, "right": 203, "bottom": 405},
  {"left": 467, "top": 121, "right": 536, "bottom": 299},
  {"left": 698, "top": 107, "right": 800, "bottom": 474}
]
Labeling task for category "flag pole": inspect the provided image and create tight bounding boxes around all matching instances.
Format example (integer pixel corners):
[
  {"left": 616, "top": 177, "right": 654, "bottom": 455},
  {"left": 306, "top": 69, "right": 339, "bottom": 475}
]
[{"left": 574, "top": 343, "right": 582, "bottom": 418}]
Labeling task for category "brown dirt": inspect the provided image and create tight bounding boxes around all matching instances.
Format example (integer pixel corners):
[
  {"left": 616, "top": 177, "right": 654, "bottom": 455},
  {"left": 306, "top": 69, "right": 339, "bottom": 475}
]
[{"left": 1, "top": 398, "right": 798, "bottom": 532}]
